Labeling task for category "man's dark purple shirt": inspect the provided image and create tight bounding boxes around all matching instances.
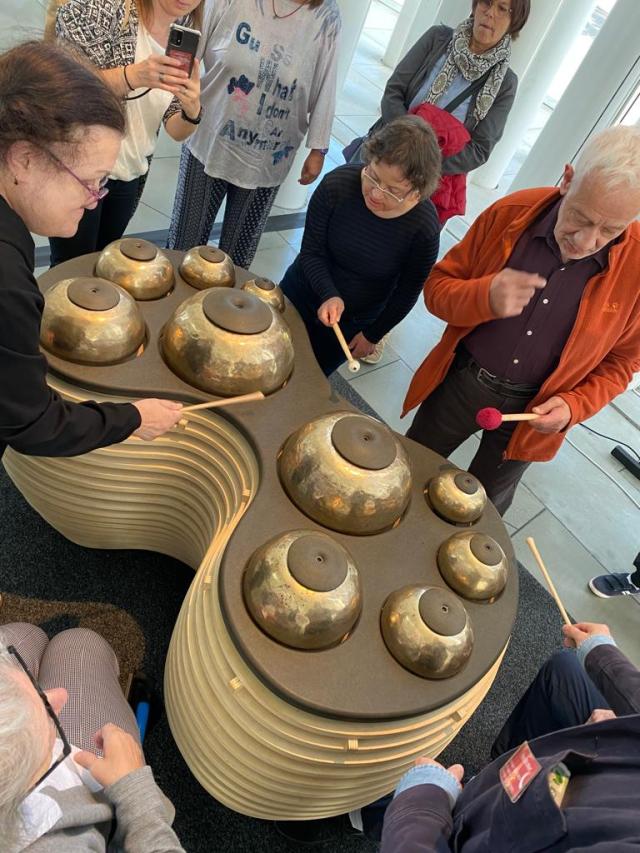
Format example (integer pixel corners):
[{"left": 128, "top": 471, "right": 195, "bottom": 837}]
[{"left": 463, "top": 198, "right": 614, "bottom": 385}]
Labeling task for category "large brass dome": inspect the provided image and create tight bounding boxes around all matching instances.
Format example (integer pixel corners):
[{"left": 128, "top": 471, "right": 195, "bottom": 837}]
[
  {"left": 278, "top": 412, "right": 412, "bottom": 535},
  {"left": 40, "top": 277, "right": 145, "bottom": 365},
  {"left": 161, "top": 288, "right": 294, "bottom": 396},
  {"left": 95, "top": 238, "right": 174, "bottom": 300},
  {"left": 243, "top": 530, "right": 362, "bottom": 650},
  {"left": 381, "top": 585, "right": 473, "bottom": 679}
]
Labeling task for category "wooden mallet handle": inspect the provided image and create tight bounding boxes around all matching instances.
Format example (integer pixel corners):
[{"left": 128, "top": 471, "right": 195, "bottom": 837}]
[
  {"left": 181, "top": 391, "right": 264, "bottom": 413},
  {"left": 526, "top": 537, "right": 571, "bottom": 626},
  {"left": 501, "top": 413, "right": 540, "bottom": 422},
  {"left": 331, "top": 323, "right": 360, "bottom": 373},
  {"left": 177, "top": 391, "right": 265, "bottom": 427}
]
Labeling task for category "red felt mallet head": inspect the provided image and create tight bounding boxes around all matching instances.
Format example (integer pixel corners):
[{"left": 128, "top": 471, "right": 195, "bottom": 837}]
[{"left": 476, "top": 407, "right": 502, "bottom": 431}]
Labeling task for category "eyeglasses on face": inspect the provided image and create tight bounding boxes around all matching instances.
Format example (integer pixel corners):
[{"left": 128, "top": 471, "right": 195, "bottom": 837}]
[
  {"left": 39, "top": 146, "right": 110, "bottom": 203},
  {"left": 7, "top": 645, "right": 72, "bottom": 790},
  {"left": 477, "top": 0, "right": 512, "bottom": 19},
  {"left": 362, "top": 165, "right": 415, "bottom": 205}
]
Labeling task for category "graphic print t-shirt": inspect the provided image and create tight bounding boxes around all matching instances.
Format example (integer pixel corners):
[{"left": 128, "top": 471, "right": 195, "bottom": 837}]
[{"left": 189, "top": 0, "right": 341, "bottom": 189}]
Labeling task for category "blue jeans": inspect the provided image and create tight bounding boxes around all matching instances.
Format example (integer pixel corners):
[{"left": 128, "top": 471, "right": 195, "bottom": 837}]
[{"left": 280, "top": 259, "right": 378, "bottom": 376}]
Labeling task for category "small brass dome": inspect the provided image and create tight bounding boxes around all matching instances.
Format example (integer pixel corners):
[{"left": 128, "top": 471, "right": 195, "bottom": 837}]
[
  {"left": 427, "top": 469, "right": 487, "bottom": 524},
  {"left": 437, "top": 532, "right": 508, "bottom": 601},
  {"left": 179, "top": 246, "right": 236, "bottom": 290},
  {"left": 242, "top": 277, "right": 285, "bottom": 313},
  {"left": 95, "top": 238, "right": 174, "bottom": 300}
]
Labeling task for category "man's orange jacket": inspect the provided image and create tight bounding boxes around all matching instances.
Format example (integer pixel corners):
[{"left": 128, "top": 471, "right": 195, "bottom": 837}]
[{"left": 402, "top": 187, "right": 640, "bottom": 462}]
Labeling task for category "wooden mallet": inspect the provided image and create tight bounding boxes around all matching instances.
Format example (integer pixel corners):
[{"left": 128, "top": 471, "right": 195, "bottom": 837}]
[
  {"left": 476, "top": 407, "right": 539, "bottom": 431},
  {"left": 331, "top": 322, "right": 360, "bottom": 373},
  {"left": 177, "top": 391, "right": 264, "bottom": 428},
  {"left": 526, "top": 536, "right": 571, "bottom": 626}
]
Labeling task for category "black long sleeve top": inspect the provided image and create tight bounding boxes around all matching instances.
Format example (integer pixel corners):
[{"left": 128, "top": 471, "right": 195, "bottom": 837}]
[
  {"left": 0, "top": 196, "right": 140, "bottom": 459},
  {"left": 298, "top": 165, "right": 440, "bottom": 343}
]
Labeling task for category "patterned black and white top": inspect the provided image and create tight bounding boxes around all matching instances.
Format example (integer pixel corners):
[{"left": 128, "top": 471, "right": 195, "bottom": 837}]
[{"left": 55, "top": 0, "right": 181, "bottom": 125}]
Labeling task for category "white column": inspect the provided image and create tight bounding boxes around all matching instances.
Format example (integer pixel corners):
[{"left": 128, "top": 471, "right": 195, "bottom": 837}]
[
  {"left": 275, "top": 0, "right": 372, "bottom": 211},
  {"left": 473, "top": 0, "right": 597, "bottom": 189},
  {"left": 511, "top": 0, "right": 640, "bottom": 191},
  {"left": 383, "top": 0, "right": 438, "bottom": 70}
]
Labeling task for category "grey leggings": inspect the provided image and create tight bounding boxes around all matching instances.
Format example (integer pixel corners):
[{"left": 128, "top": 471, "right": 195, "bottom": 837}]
[{"left": 1, "top": 623, "right": 139, "bottom": 753}]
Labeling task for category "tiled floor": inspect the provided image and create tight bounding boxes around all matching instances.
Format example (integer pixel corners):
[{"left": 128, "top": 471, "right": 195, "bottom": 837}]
[{"left": 11, "top": 0, "right": 640, "bottom": 662}]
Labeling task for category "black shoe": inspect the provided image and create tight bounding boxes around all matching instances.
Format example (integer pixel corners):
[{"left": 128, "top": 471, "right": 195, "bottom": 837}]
[{"left": 588, "top": 572, "right": 640, "bottom": 598}]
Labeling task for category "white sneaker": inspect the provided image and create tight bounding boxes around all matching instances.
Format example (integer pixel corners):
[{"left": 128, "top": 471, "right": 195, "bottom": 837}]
[{"left": 361, "top": 335, "right": 387, "bottom": 365}]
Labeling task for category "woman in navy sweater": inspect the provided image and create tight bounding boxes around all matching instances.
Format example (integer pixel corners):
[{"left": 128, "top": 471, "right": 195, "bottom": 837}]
[{"left": 280, "top": 117, "right": 442, "bottom": 375}]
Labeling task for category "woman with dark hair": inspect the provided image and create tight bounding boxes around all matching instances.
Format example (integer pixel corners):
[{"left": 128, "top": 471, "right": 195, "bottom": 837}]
[
  {"left": 0, "top": 41, "right": 183, "bottom": 459},
  {"left": 280, "top": 117, "right": 441, "bottom": 376},
  {"left": 50, "top": 0, "right": 204, "bottom": 266},
  {"left": 167, "top": 0, "right": 341, "bottom": 269}
]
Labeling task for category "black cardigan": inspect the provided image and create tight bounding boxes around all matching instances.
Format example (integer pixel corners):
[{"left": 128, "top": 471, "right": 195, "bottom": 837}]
[{"left": 0, "top": 196, "right": 140, "bottom": 459}]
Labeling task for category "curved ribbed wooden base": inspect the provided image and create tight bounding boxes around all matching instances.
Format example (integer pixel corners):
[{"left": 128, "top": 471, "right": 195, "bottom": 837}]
[{"left": 3, "top": 382, "right": 506, "bottom": 819}]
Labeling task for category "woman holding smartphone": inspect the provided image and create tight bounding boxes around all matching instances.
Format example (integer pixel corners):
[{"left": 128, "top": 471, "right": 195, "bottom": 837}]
[{"left": 50, "top": 0, "right": 204, "bottom": 266}]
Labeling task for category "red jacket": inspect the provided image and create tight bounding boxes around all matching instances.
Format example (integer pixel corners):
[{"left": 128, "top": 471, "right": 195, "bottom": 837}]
[
  {"left": 410, "top": 103, "right": 471, "bottom": 226},
  {"left": 403, "top": 188, "right": 640, "bottom": 462}
]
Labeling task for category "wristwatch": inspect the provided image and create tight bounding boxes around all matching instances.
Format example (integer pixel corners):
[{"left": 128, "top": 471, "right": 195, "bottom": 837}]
[{"left": 181, "top": 106, "right": 203, "bottom": 125}]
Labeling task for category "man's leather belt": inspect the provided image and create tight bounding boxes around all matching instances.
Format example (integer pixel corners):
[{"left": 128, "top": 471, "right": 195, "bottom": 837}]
[{"left": 456, "top": 347, "right": 540, "bottom": 400}]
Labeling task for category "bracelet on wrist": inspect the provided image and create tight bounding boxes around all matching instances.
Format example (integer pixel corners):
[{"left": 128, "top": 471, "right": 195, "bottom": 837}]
[
  {"left": 181, "top": 105, "right": 203, "bottom": 125},
  {"left": 123, "top": 65, "right": 135, "bottom": 92}
]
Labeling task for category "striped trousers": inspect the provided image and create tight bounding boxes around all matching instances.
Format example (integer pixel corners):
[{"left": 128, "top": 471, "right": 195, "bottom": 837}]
[{"left": 167, "top": 147, "right": 280, "bottom": 270}]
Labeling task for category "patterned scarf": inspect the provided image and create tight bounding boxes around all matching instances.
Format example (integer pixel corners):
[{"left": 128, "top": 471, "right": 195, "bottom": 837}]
[{"left": 423, "top": 16, "right": 511, "bottom": 125}]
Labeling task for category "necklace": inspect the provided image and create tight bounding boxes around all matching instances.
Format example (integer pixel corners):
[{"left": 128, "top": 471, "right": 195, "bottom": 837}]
[{"left": 271, "top": 0, "right": 308, "bottom": 20}]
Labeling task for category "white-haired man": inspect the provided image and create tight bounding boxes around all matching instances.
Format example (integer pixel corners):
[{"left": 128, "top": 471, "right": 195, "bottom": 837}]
[{"left": 403, "top": 125, "right": 640, "bottom": 514}]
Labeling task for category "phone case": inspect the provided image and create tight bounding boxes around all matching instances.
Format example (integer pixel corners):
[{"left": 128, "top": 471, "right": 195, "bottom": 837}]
[{"left": 166, "top": 25, "right": 201, "bottom": 77}]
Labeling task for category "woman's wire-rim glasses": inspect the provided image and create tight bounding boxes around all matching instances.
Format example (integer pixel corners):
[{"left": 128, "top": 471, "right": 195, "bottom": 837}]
[
  {"left": 7, "top": 645, "right": 72, "bottom": 790},
  {"left": 477, "top": 0, "right": 512, "bottom": 19},
  {"left": 40, "top": 147, "right": 110, "bottom": 203},
  {"left": 362, "top": 165, "right": 415, "bottom": 205}
]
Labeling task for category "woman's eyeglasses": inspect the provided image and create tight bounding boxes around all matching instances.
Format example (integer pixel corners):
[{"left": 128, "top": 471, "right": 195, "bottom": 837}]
[
  {"left": 477, "top": 0, "right": 512, "bottom": 19},
  {"left": 40, "top": 147, "right": 110, "bottom": 203},
  {"left": 362, "top": 165, "right": 415, "bottom": 205},
  {"left": 7, "top": 645, "right": 71, "bottom": 790}
]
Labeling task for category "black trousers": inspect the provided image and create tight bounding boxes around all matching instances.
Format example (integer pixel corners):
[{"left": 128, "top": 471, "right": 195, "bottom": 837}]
[
  {"left": 49, "top": 176, "right": 143, "bottom": 267},
  {"left": 362, "top": 651, "right": 609, "bottom": 841},
  {"left": 280, "top": 260, "right": 378, "bottom": 376},
  {"left": 406, "top": 355, "right": 536, "bottom": 515}
]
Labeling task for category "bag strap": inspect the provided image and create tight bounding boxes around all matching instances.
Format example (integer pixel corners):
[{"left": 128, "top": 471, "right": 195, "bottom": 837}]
[{"left": 443, "top": 67, "right": 493, "bottom": 116}]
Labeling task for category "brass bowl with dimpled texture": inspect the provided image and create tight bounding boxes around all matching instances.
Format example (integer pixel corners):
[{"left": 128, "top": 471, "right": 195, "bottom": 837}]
[
  {"left": 437, "top": 531, "right": 508, "bottom": 601},
  {"left": 95, "top": 238, "right": 174, "bottom": 300},
  {"left": 278, "top": 412, "right": 412, "bottom": 535},
  {"left": 161, "top": 288, "right": 294, "bottom": 397},
  {"left": 40, "top": 277, "right": 146, "bottom": 365},
  {"left": 179, "top": 246, "right": 236, "bottom": 290},
  {"left": 242, "top": 277, "right": 285, "bottom": 313},
  {"left": 381, "top": 585, "right": 474, "bottom": 679},
  {"left": 427, "top": 469, "right": 487, "bottom": 524},
  {"left": 243, "top": 529, "right": 362, "bottom": 650}
]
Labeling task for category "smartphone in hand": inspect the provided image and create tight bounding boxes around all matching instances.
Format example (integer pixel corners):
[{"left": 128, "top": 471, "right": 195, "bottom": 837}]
[{"left": 166, "top": 24, "right": 201, "bottom": 77}]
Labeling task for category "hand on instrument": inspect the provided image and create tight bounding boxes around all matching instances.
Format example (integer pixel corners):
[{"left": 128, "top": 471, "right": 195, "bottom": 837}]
[
  {"left": 586, "top": 708, "right": 616, "bottom": 725},
  {"left": 170, "top": 58, "right": 201, "bottom": 120},
  {"left": 126, "top": 54, "right": 188, "bottom": 92},
  {"left": 317, "top": 297, "right": 345, "bottom": 326},
  {"left": 488, "top": 268, "right": 546, "bottom": 318},
  {"left": 299, "top": 150, "right": 326, "bottom": 186},
  {"left": 74, "top": 723, "right": 145, "bottom": 787},
  {"left": 562, "top": 621, "right": 612, "bottom": 648},
  {"left": 349, "top": 331, "right": 376, "bottom": 359},
  {"left": 530, "top": 396, "right": 571, "bottom": 433},
  {"left": 415, "top": 757, "right": 464, "bottom": 787},
  {"left": 132, "top": 399, "right": 183, "bottom": 440}
]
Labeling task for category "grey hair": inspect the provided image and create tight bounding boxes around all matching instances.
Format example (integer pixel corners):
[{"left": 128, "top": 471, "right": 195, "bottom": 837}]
[
  {"left": 572, "top": 125, "right": 640, "bottom": 193},
  {"left": 0, "top": 637, "right": 44, "bottom": 851}
]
